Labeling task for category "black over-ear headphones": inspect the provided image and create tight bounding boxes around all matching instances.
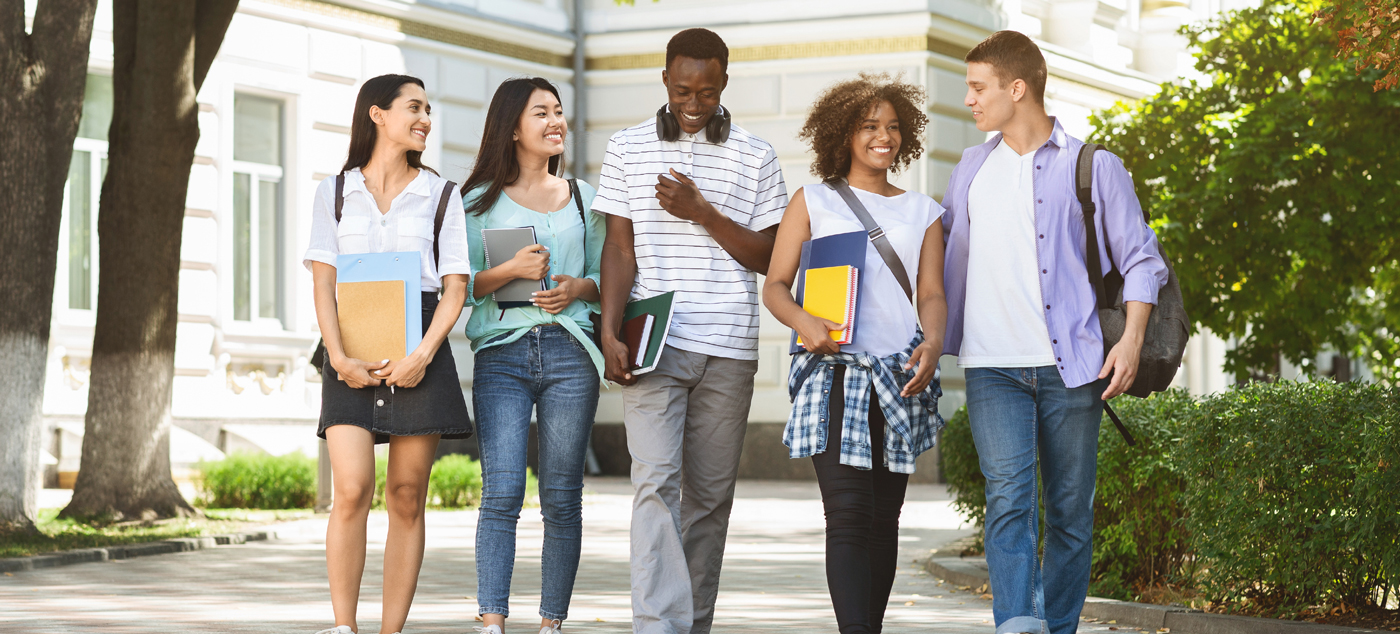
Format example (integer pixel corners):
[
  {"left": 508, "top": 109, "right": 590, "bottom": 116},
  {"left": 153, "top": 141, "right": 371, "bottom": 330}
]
[{"left": 656, "top": 104, "right": 731, "bottom": 144}]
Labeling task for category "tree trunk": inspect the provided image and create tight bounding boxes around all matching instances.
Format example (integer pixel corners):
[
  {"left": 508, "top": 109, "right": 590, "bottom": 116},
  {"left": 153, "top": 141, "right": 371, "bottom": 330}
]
[
  {"left": 0, "top": 0, "right": 99, "bottom": 533},
  {"left": 61, "top": 0, "right": 238, "bottom": 522}
]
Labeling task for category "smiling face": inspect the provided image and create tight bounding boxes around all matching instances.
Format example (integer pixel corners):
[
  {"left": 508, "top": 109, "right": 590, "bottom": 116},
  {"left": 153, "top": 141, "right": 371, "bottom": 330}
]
[
  {"left": 964, "top": 61, "right": 1022, "bottom": 132},
  {"left": 514, "top": 88, "right": 567, "bottom": 160},
  {"left": 849, "top": 99, "right": 901, "bottom": 174},
  {"left": 371, "top": 82, "right": 431, "bottom": 152},
  {"left": 662, "top": 55, "right": 727, "bottom": 135}
]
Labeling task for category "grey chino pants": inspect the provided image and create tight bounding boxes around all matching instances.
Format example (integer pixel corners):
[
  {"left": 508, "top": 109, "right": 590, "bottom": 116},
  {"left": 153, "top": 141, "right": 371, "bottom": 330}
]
[{"left": 622, "top": 345, "right": 758, "bottom": 634}]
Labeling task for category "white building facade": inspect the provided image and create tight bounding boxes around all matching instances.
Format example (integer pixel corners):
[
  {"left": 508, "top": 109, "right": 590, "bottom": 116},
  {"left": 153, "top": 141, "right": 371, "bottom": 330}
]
[{"left": 39, "top": 0, "right": 1243, "bottom": 486}]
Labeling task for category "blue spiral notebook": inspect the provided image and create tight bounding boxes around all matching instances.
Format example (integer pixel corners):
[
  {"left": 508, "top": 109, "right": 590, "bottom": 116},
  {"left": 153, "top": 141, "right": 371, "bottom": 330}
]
[
  {"left": 789, "top": 231, "right": 867, "bottom": 354},
  {"left": 336, "top": 251, "right": 423, "bottom": 358}
]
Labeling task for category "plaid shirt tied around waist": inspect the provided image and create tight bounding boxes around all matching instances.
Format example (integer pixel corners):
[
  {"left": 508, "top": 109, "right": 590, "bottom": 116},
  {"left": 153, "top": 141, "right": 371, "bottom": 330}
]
[{"left": 784, "top": 332, "right": 945, "bottom": 474}]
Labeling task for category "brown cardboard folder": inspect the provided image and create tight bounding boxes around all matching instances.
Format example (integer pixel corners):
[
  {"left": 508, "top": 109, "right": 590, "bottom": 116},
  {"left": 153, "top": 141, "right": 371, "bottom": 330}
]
[{"left": 336, "top": 280, "right": 407, "bottom": 362}]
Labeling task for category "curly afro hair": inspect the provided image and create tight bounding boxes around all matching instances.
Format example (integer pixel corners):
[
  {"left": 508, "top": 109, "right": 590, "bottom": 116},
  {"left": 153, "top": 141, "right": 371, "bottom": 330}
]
[{"left": 798, "top": 73, "right": 928, "bottom": 182}]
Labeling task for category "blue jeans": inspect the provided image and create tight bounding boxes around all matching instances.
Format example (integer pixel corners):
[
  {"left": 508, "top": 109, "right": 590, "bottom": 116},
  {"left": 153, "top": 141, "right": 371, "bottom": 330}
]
[
  {"left": 964, "top": 366, "right": 1107, "bottom": 634},
  {"left": 472, "top": 325, "right": 600, "bottom": 621}
]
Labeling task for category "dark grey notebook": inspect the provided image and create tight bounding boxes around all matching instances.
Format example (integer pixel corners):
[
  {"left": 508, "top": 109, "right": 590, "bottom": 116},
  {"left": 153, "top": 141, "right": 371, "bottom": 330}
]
[{"left": 482, "top": 227, "right": 546, "bottom": 308}]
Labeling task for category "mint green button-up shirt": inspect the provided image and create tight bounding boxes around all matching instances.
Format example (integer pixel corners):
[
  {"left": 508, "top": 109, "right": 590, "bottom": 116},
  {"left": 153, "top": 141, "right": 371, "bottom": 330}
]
[{"left": 463, "top": 181, "right": 605, "bottom": 376}]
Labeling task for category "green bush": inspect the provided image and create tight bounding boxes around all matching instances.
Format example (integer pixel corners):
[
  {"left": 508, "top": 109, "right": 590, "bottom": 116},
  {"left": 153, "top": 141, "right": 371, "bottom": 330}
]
[
  {"left": 1090, "top": 390, "right": 1195, "bottom": 600},
  {"left": 370, "top": 453, "right": 536, "bottom": 510},
  {"left": 428, "top": 454, "right": 482, "bottom": 508},
  {"left": 940, "top": 405, "right": 985, "bottom": 543},
  {"left": 1180, "top": 381, "right": 1400, "bottom": 615},
  {"left": 942, "top": 392, "right": 1198, "bottom": 600},
  {"left": 196, "top": 451, "right": 316, "bottom": 509}
]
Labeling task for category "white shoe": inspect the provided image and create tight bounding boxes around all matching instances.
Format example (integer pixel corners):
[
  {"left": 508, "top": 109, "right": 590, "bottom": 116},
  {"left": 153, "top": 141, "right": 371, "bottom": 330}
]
[
  {"left": 539, "top": 620, "right": 562, "bottom": 634},
  {"left": 315, "top": 627, "right": 354, "bottom": 634},
  {"left": 474, "top": 626, "right": 503, "bottom": 634}
]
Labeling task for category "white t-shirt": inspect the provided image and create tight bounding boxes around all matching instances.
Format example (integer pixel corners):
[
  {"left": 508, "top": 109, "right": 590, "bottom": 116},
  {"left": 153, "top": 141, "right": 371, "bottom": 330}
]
[
  {"left": 959, "top": 140, "right": 1057, "bottom": 368},
  {"left": 592, "top": 117, "right": 788, "bottom": 360},
  {"left": 804, "top": 184, "right": 941, "bottom": 358},
  {"left": 302, "top": 168, "right": 472, "bottom": 292}
]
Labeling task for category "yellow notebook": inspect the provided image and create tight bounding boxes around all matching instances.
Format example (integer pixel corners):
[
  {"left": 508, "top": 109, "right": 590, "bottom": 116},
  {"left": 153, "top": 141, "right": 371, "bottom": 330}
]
[
  {"left": 798, "top": 265, "right": 859, "bottom": 347},
  {"left": 336, "top": 280, "right": 407, "bottom": 362}
]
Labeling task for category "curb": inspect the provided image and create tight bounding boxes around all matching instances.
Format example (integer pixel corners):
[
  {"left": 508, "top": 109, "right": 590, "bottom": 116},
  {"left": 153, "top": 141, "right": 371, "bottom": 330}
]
[
  {"left": 922, "top": 557, "right": 1385, "bottom": 634},
  {"left": 0, "top": 530, "right": 276, "bottom": 573}
]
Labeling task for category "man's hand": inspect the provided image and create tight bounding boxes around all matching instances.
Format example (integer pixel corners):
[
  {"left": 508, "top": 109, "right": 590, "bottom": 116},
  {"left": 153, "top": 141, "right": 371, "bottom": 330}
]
[
  {"left": 601, "top": 335, "right": 638, "bottom": 386},
  {"left": 533, "top": 274, "right": 587, "bottom": 314},
  {"left": 901, "top": 341, "right": 940, "bottom": 398},
  {"left": 655, "top": 170, "right": 718, "bottom": 224},
  {"left": 332, "top": 356, "right": 386, "bottom": 389},
  {"left": 1099, "top": 335, "right": 1142, "bottom": 400},
  {"left": 795, "top": 314, "right": 844, "bottom": 356}
]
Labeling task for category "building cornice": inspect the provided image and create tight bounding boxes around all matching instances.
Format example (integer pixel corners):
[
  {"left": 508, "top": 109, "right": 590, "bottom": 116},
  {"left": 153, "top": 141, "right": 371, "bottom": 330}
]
[{"left": 253, "top": 0, "right": 575, "bottom": 68}]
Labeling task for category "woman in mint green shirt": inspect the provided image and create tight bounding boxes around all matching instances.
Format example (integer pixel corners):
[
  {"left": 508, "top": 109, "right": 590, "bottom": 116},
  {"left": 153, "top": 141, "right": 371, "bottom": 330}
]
[{"left": 458, "top": 77, "right": 602, "bottom": 634}]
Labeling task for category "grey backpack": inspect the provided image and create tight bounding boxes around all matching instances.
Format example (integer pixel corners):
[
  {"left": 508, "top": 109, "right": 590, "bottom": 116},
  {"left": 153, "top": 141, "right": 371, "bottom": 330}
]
[{"left": 1077, "top": 145, "right": 1190, "bottom": 441}]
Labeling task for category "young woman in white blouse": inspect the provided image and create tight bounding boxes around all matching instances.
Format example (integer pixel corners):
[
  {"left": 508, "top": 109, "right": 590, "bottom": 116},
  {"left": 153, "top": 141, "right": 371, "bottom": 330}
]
[
  {"left": 303, "top": 74, "right": 474, "bottom": 634},
  {"left": 763, "top": 73, "right": 947, "bottom": 634}
]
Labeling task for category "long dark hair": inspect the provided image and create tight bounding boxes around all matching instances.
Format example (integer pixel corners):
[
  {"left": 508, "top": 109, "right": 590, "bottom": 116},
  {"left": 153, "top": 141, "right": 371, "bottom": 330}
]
[
  {"left": 341, "top": 74, "right": 437, "bottom": 175},
  {"left": 461, "top": 77, "right": 565, "bottom": 215}
]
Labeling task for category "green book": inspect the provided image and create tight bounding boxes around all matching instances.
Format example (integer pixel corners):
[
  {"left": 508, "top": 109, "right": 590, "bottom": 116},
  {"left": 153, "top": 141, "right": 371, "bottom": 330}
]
[{"left": 622, "top": 291, "right": 675, "bottom": 375}]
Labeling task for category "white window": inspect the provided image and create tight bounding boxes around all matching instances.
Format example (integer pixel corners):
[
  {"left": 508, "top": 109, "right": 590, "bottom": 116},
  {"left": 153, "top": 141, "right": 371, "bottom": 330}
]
[
  {"left": 62, "top": 73, "right": 113, "bottom": 312},
  {"left": 231, "top": 93, "right": 285, "bottom": 325}
]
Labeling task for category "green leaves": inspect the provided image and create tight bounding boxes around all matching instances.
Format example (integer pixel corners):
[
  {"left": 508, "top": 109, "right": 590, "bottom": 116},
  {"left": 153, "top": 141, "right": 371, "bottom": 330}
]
[{"left": 1090, "top": 0, "right": 1400, "bottom": 380}]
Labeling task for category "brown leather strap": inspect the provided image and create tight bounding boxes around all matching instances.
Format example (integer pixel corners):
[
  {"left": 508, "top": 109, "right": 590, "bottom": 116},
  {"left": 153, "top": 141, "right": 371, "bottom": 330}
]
[
  {"left": 434, "top": 180, "right": 457, "bottom": 270},
  {"left": 824, "top": 179, "right": 914, "bottom": 303},
  {"left": 334, "top": 173, "right": 345, "bottom": 222}
]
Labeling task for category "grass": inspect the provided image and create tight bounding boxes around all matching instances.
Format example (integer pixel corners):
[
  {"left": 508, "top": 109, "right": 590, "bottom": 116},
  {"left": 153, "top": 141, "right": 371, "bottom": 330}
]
[{"left": 0, "top": 508, "right": 316, "bottom": 559}]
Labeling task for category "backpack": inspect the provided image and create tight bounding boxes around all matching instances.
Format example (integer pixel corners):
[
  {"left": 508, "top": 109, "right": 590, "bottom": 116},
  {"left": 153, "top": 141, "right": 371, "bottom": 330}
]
[
  {"left": 310, "top": 173, "right": 458, "bottom": 372},
  {"left": 1076, "top": 144, "right": 1191, "bottom": 444}
]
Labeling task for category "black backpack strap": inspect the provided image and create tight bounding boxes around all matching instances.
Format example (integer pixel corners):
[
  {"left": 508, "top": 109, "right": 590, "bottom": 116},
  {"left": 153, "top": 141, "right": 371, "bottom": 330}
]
[
  {"left": 1077, "top": 144, "right": 1114, "bottom": 311},
  {"left": 1104, "top": 401, "right": 1137, "bottom": 446},
  {"left": 434, "top": 180, "right": 457, "bottom": 270},
  {"left": 824, "top": 179, "right": 914, "bottom": 303},
  {"left": 334, "top": 173, "right": 345, "bottom": 223}
]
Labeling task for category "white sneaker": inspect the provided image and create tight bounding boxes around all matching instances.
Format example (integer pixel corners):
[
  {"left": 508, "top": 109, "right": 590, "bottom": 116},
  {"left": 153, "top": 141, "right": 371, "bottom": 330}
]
[
  {"left": 474, "top": 626, "right": 503, "bottom": 634},
  {"left": 314, "top": 627, "right": 354, "bottom": 634},
  {"left": 539, "top": 620, "right": 562, "bottom": 634}
]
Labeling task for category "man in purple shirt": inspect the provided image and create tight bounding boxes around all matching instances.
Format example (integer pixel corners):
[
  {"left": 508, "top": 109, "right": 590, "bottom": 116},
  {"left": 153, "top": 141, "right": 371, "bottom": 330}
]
[{"left": 941, "top": 31, "right": 1168, "bottom": 634}]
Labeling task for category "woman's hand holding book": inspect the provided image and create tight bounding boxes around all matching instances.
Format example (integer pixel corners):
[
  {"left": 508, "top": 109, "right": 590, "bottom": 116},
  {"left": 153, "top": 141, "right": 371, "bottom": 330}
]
[{"left": 796, "top": 313, "right": 845, "bottom": 356}]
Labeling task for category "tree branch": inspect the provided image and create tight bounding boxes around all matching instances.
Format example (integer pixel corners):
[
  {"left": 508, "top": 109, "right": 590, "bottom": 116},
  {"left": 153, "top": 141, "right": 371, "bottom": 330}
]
[{"left": 192, "top": 0, "right": 238, "bottom": 91}]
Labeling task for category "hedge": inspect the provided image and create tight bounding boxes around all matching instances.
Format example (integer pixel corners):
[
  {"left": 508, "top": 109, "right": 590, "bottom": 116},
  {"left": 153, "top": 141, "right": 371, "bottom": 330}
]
[
  {"left": 941, "top": 381, "right": 1400, "bottom": 614},
  {"left": 199, "top": 451, "right": 508, "bottom": 511}
]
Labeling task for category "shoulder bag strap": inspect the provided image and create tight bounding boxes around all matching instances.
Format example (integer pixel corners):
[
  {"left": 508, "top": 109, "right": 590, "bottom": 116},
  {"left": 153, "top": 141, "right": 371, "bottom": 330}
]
[
  {"left": 825, "top": 179, "right": 913, "bottom": 303},
  {"left": 1076, "top": 144, "right": 1113, "bottom": 311},
  {"left": 434, "top": 180, "right": 457, "bottom": 270},
  {"left": 569, "top": 178, "right": 586, "bottom": 231},
  {"left": 334, "top": 173, "right": 345, "bottom": 222}
]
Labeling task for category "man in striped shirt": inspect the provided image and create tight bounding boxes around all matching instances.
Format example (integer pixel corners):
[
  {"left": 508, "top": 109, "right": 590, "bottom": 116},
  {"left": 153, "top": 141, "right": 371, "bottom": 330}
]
[{"left": 592, "top": 28, "right": 788, "bottom": 634}]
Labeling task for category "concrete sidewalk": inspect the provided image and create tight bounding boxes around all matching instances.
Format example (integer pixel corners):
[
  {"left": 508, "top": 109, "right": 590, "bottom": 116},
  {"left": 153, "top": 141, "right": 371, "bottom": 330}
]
[{"left": 1, "top": 478, "right": 1122, "bottom": 633}]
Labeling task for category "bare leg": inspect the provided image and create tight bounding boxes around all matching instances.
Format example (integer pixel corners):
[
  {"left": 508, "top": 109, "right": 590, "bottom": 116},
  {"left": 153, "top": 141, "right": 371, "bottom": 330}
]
[
  {"left": 325, "top": 426, "right": 377, "bottom": 633},
  {"left": 380, "top": 434, "right": 440, "bottom": 634}
]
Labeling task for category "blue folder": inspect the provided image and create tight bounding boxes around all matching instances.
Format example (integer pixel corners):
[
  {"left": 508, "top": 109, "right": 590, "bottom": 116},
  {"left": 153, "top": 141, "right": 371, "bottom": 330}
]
[
  {"left": 789, "top": 230, "right": 867, "bottom": 354},
  {"left": 337, "top": 251, "right": 423, "bottom": 356}
]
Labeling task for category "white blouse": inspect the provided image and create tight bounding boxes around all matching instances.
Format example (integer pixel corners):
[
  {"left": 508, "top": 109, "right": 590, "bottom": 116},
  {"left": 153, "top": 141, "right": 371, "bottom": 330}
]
[
  {"left": 302, "top": 168, "right": 472, "bottom": 292},
  {"left": 804, "top": 183, "right": 943, "bottom": 358}
]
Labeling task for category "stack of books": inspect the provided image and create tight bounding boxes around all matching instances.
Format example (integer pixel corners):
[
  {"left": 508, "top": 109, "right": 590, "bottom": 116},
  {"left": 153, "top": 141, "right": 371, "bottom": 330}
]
[{"left": 790, "top": 230, "right": 867, "bottom": 354}]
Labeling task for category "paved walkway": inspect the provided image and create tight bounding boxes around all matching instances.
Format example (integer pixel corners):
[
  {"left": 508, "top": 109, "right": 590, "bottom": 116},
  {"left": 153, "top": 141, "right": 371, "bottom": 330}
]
[{"left": 2, "top": 478, "right": 1121, "bottom": 633}]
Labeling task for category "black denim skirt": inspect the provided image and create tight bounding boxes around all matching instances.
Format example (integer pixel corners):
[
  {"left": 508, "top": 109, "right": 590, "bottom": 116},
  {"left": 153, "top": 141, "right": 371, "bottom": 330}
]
[{"left": 318, "top": 292, "right": 473, "bottom": 443}]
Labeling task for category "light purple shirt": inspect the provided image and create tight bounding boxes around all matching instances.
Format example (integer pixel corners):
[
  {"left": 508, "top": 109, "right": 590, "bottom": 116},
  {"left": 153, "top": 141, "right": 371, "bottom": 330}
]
[{"left": 940, "top": 118, "right": 1168, "bottom": 388}]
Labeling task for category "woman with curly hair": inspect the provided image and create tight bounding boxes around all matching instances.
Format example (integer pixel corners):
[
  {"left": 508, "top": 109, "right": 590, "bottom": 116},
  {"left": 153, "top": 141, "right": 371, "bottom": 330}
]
[{"left": 762, "top": 72, "right": 948, "bottom": 634}]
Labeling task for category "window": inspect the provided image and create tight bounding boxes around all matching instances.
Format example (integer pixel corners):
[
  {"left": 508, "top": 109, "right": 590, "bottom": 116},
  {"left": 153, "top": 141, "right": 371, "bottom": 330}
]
[
  {"left": 232, "top": 93, "right": 285, "bottom": 325},
  {"left": 65, "top": 74, "right": 112, "bottom": 311}
]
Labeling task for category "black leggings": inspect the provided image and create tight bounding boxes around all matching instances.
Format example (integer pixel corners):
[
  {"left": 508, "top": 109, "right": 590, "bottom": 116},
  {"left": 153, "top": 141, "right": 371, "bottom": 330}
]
[{"left": 812, "top": 365, "right": 910, "bottom": 634}]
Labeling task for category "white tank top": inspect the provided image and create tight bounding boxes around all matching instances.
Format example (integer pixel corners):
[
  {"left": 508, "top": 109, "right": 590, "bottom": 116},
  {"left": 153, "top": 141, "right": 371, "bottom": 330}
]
[{"left": 803, "top": 184, "right": 943, "bottom": 357}]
